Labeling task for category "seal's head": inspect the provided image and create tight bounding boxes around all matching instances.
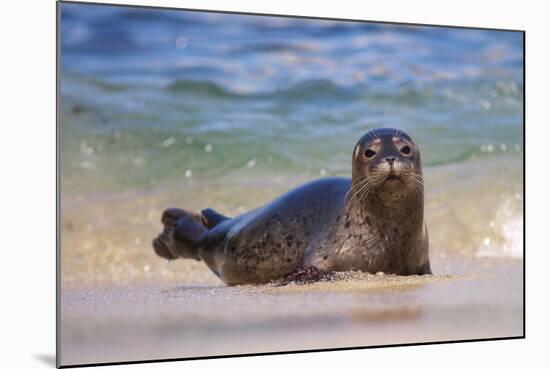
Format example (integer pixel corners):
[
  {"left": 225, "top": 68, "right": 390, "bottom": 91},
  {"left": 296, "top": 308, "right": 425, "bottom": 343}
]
[{"left": 351, "top": 128, "right": 423, "bottom": 201}]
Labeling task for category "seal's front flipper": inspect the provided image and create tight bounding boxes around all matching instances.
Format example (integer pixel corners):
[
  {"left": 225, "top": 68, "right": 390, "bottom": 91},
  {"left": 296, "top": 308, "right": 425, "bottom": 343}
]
[
  {"left": 277, "top": 266, "right": 334, "bottom": 286},
  {"left": 201, "top": 208, "right": 230, "bottom": 228}
]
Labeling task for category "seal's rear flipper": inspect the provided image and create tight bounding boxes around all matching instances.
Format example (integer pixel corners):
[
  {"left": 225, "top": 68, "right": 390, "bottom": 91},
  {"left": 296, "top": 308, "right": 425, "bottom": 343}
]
[
  {"left": 153, "top": 208, "right": 208, "bottom": 261},
  {"left": 201, "top": 208, "right": 230, "bottom": 228}
]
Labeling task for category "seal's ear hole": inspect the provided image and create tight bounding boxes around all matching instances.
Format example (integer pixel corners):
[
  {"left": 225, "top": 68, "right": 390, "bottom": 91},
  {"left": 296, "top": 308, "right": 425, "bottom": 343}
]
[
  {"left": 365, "top": 149, "right": 376, "bottom": 158},
  {"left": 400, "top": 145, "right": 411, "bottom": 155}
]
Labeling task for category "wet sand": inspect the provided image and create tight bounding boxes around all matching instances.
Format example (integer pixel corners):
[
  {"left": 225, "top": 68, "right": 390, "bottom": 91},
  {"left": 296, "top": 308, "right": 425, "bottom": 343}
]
[{"left": 60, "top": 257, "right": 523, "bottom": 366}]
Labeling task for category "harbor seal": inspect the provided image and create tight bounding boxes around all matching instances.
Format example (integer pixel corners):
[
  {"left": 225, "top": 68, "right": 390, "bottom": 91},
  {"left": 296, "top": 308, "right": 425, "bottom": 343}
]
[{"left": 152, "top": 128, "right": 431, "bottom": 285}]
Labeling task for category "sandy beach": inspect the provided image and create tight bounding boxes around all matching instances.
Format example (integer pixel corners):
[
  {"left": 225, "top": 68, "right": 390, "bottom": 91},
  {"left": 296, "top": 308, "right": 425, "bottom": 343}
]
[{"left": 60, "top": 257, "right": 522, "bottom": 366}]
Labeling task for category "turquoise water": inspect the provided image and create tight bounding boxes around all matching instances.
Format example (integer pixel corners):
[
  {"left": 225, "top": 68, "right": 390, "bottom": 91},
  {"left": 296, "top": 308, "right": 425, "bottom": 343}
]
[{"left": 59, "top": 3, "right": 523, "bottom": 193}]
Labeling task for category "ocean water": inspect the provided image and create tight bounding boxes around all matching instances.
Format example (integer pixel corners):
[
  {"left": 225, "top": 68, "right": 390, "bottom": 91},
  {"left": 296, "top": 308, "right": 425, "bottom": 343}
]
[{"left": 59, "top": 3, "right": 523, "bottom": 283}]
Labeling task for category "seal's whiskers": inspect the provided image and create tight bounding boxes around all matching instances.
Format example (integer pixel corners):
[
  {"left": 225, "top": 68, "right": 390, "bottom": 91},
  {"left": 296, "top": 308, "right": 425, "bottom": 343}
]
[{"left": 405, "top": 171, "right": 424, "bottom": 197}]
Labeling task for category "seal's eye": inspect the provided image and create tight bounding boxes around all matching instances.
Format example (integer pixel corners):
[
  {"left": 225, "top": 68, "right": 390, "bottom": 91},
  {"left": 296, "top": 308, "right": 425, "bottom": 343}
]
[
  {"left": 400, "top": 145, "right": 411, "bottom": 155},
  {"left": 365, "top": 149, "right": 376, "bottom": 158}
]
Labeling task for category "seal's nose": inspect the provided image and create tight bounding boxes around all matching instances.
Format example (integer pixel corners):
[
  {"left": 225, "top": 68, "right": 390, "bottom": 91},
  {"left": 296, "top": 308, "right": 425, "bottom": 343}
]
[{"left": 385, "top": 156, "right": 396, "bottom": 165}]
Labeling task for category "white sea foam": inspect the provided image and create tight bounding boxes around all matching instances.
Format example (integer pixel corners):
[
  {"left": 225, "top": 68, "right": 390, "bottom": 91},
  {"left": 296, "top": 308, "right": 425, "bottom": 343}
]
[{"left": 476, "top": 199, "right": 523, "bottom": 259}]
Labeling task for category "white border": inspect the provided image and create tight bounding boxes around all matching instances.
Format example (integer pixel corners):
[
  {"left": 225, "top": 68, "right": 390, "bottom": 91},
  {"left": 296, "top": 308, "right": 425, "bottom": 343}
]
[{"left": 2, "top": 0, "right": 547, "bottom": 368}]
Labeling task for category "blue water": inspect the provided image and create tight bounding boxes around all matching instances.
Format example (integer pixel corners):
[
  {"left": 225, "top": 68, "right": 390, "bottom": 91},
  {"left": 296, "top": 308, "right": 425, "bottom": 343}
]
[{"left": 59, "top": 3, "right": 523, "bottom": 192}]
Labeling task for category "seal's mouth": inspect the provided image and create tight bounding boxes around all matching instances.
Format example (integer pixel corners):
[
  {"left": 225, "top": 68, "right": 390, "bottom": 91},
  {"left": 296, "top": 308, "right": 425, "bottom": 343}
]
[{"left": 385, "top": 171, "right": 402, "bottom": 182}]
